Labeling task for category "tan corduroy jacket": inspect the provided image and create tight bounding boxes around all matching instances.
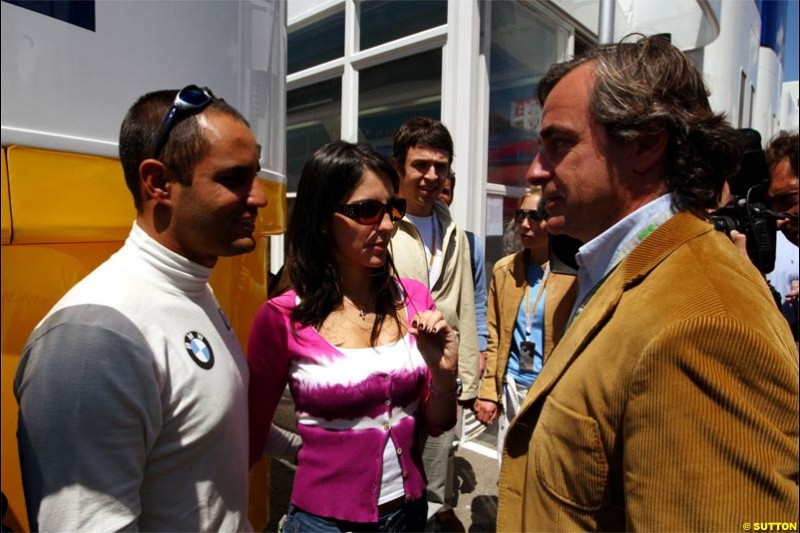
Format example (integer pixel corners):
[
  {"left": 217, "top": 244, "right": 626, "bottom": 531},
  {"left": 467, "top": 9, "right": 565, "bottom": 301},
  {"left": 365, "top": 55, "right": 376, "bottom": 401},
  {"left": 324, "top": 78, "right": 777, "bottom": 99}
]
[
  {"left": 497, "top": 211, "right": 799, "bottom": 532},
  {"left": 479, "top": 252, "right": 577, "bottom": 404},
  {"left": 391, "top": 199, "right": 480, "bottom": 400}
]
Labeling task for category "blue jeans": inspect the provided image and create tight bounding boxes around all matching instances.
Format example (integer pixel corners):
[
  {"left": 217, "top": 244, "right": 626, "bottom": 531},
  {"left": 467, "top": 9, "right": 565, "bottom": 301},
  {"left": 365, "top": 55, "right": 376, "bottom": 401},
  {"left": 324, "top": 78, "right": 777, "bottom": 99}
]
[{"left": 281, "top": 498, "right": 428, "bottom": 533}]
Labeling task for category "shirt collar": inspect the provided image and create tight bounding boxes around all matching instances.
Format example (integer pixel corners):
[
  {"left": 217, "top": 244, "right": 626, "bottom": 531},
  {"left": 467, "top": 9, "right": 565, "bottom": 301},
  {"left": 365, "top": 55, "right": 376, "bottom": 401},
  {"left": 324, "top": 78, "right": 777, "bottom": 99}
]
[
  {"left": 573, "top": 193, "right": 676, "bottom": 310},
  {"left": 128, "top": 221, "right": 213, "bottom": 293}
]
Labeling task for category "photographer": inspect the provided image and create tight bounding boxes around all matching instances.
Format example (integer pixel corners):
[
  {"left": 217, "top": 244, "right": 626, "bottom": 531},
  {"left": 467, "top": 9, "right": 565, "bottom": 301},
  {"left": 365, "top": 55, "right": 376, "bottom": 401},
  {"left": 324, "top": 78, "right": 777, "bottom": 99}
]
[
  {"left": 710, "top": 129, "right": 780, "bottom": 275},
  {"left": 765, "top": 132, "right": 799, "bottom": 309},
  {"left": 767, "top": 132, "right": 799, "bottom": 247}
]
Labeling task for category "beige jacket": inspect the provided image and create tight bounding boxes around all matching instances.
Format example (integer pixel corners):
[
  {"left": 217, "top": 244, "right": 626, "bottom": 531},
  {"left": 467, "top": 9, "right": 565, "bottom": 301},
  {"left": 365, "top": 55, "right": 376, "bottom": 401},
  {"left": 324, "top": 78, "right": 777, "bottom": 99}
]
[
  {"left": 480, "top": 252, "right": 577, "bottom": 404},
  {"left": 391, "top": 199, "right": 481, "bottom": 400},
  {"left": 497, "top": 211, "right": 799, "bottom": 531}
]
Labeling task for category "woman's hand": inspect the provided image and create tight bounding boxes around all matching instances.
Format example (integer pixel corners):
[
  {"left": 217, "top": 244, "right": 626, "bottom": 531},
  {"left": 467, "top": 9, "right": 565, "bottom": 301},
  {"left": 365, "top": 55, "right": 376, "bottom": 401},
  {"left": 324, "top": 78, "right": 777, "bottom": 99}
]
[
  {"left": 410, "top": 310, "right": 458, "bottom": 380},
  {"left": 474, "top": 398, "right": 499, "bottom": 425}
]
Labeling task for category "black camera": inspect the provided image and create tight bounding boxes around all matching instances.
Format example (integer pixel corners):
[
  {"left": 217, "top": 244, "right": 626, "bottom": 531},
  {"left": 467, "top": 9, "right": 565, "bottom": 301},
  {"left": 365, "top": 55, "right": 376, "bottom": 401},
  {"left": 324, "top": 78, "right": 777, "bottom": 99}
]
[
  {"left": 710, "top": 191, "right": 777, "bottom": 273},
  {"left": 710, "top": 129, "right": 785, "bottom": 274}
]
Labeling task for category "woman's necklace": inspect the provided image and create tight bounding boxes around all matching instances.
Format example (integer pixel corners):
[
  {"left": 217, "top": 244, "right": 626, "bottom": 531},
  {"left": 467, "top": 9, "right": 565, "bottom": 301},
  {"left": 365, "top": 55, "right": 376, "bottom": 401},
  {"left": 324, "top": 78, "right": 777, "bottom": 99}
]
[{"left": 343, "top": 295, "right": 370, "bottom": 321}]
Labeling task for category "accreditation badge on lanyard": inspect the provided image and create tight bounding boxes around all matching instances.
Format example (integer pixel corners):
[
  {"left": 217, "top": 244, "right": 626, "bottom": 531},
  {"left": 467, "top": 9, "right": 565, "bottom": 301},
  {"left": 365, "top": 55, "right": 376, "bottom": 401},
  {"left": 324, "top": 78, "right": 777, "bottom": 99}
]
[
  {"left": 519, "top": 264, "right": 550, "bottom": 373},
  {"left": 519, "top": 340, "right": 536, "bottom": 373}
]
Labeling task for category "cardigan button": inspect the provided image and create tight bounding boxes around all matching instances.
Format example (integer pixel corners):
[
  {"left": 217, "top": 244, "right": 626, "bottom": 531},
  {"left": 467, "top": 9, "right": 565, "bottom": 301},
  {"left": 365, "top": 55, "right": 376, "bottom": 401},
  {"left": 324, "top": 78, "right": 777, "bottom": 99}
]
[
  {"left": 396, "top": 448, "right": 402, "bottom": 455},
  {"left": 402, "top": 471, "right": 409, "bottom": 479},
  {"left": 384, "top": 399, "right": 391, "bottom": 406}
]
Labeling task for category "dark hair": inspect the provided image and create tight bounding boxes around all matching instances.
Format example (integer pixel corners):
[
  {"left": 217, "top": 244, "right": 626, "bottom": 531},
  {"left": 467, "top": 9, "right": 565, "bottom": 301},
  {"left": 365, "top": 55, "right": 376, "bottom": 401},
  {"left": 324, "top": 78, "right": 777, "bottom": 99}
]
[
  {"left": 766, "top": 132, "right": 799, "bottom": 178},
  {"left": 118, "top": 89, "right": 249, "bottom": 210},
  {"left": 287, "top": 141, "right": 404, "bottom": 345},
  {"left": 392, "top": 116, "right": 454, "bottom": 172},
  {"left": 538, "top": 34, "right": 741, "bottom": 212}
]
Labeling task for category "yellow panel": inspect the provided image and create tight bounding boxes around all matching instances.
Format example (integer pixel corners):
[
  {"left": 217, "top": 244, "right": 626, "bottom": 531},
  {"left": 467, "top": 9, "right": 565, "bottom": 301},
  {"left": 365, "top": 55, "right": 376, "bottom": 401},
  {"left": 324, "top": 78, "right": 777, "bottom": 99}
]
[
  {"left": 2, "top": 149, "right": 11, "bottom": 244},
  {"left": 1, "top": 240, "right": 124, "bottom": 533},
  {"left": 1, "top": 239, "right": 273, "bottom": 531},
  {"left": 6, "top": 146, "right": 286, "bottom": 244},
  {"left": 211, "top": 239, "right": 272, "bottom": 529},
  {"left": 210, "top": 237, "right": 269, "bottom": 345},
  {"left": 6, "top": 146, "right": 135, "bottom": 244},
  {"left": 256, "top": 175, "right": 287, "bottom": 236},
  {"left": 248, "top": 459, "right": 270, "bottom": 531}
]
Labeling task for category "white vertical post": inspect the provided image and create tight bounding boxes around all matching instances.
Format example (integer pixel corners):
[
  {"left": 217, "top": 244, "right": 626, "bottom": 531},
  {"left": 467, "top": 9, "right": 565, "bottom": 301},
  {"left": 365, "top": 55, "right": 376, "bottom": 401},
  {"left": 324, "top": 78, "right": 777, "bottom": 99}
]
[
  {"left": 341, "top": 0, "right": 360, "bottom": 141},
  {"left": 599, "top": 0, "right": 615, "bottom": 44},
  {"left": 443, "top": 0, "right": 483, "bottom": 234}
]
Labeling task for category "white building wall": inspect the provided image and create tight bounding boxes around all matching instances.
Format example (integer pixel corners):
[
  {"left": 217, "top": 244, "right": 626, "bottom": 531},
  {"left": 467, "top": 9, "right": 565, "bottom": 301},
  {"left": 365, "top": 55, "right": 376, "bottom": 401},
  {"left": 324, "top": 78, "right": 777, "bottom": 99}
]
[
  {"left": 549, "top": 0, "right": 719, "bottom": 49},
  {"left": 701, "top": 0, "right": 761, "bottom": 128},
  {"left": 753, "top": 47, "right": 782, "bottom": 144},
  {"left": 442, "top": 0, "right": 484, "bottom": 233},
  {"left": 780, "top": 81, "right": 799, "bottom": 133},
  {"left": 612, "top": 0, "right": 718, "bottom": 49},
  {"left": 288, "top": 0, "right": 335, "bottom": 22}
]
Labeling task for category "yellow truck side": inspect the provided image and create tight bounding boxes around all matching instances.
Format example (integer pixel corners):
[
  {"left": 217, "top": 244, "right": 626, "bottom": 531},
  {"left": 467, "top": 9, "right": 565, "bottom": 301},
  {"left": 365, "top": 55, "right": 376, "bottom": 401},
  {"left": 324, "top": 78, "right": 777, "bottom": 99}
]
[{"left": 1, "top": 1, "right": 286, "bottom": 529}]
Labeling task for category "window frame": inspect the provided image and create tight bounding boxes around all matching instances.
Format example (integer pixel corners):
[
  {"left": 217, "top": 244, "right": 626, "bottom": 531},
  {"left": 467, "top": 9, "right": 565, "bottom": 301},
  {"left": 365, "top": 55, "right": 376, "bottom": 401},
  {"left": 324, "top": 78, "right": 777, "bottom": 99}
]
[{"left": 277, "top": 0, "right": 590, "bottom": 279}]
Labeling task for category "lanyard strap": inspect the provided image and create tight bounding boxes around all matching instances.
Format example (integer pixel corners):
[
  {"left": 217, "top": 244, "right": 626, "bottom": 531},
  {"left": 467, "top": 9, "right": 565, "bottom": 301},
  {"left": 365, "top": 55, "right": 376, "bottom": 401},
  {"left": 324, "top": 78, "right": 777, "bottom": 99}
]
[
  {"left": 524, "top": 263, "right": 550, "bottom": 341},
  {"left": 565, "top": 267, "right": 613, "bottom": 330}
]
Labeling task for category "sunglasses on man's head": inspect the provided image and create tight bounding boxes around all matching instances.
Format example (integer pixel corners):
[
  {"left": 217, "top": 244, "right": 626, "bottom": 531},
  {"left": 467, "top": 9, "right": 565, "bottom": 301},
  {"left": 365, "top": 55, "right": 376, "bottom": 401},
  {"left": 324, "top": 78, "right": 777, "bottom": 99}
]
[
  {"left": 335, "top": 197, "right": 407, "bottom": 225},
  {"left": 514, "top": 208, "right": 543, "bottom": 224},
  {"left": 152, "top": 85, "right": 216, "bottom": 159}
]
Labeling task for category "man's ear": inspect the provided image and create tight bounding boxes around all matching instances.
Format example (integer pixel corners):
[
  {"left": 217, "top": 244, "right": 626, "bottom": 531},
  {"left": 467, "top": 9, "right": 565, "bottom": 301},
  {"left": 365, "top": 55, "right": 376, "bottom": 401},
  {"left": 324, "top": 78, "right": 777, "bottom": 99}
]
[
  {"left": 139, "top": 159, "right": 173, "bottom": 205},
  {"left": 631, "top": 130, "right": 668, "bottom": 174},
  {"left": 393, "top": 159, "right": 404, "bottom": 178}
]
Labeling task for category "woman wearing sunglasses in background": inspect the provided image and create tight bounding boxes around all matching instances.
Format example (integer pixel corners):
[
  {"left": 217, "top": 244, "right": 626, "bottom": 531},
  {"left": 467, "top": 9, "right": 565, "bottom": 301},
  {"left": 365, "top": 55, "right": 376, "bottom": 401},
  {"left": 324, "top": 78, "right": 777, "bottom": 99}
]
[
  {"left": 473, "top": 186, "right": 576, "bottom": 465},
  {"left": 247, "top": 141, "right": 459, "bottom": 532}
]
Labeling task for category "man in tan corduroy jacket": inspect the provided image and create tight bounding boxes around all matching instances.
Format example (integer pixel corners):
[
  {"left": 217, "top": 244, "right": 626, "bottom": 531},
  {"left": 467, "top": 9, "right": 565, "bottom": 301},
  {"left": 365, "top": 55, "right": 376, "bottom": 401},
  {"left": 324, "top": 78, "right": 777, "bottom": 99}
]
[{"left": 497, "top": 35, "right": 799, "bottom": 531}]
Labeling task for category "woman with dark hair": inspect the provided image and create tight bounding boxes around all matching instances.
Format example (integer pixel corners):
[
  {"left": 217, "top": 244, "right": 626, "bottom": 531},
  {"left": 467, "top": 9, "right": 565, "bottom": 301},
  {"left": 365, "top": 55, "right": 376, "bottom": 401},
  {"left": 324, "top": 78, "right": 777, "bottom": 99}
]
[{"left": 247, "top": 141, "right": 459, "bottom": 532}]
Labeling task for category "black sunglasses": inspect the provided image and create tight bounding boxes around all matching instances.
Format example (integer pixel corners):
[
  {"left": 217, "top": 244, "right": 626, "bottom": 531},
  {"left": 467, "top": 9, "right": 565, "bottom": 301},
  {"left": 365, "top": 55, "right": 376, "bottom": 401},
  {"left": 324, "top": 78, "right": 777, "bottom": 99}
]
[
  {"left": 335, "top": 198, "right": 407, "bottom": 225},
  {"left": 152, "top": 85, "right": 216, "bottom": 159},
  {"left": 514, "top": 208, "right": 543, "bottom": 224}
]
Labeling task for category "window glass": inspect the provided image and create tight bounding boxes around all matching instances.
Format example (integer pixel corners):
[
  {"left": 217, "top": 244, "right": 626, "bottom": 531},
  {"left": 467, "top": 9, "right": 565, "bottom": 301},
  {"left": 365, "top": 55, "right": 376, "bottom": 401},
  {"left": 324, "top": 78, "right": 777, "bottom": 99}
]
[
  {"left": 486, "top": 2, "right": 563, "bottom": 189},
  {"left": 485, "top": 3, "right": 568, "bottom": 273},
  {"left": 484, "top": 194, "right": 527, "bottom": 276},
  {"left": 737, "top": 71, "right": 747, "bottom": 128},
  {"left": 358, "top": 48, "right": 442, "bottom": 156},
  {"left": 287, "top": 78, "right": 342, "bottom": 192},
  {"left": 574, "top": 34, "right": 592, "bottom": 58},
  {"left": 288, "top": 11, "right": 345, "bottom": 74},
  {"left": 360, "top": 0, "right": 447, "bottom": 51}
]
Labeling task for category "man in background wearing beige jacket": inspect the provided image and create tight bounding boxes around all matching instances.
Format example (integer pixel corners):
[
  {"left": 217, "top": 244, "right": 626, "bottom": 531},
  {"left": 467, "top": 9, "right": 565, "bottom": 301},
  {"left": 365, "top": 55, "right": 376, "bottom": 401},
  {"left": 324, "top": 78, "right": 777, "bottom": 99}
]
[{"left": 391, "top": 117, "right": 479, "bottom": 532}]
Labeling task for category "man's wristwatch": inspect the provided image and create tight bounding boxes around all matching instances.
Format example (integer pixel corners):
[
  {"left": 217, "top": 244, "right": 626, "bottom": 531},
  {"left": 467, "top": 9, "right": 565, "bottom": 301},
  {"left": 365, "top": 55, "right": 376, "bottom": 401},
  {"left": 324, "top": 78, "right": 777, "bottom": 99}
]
[{"left": 429, "top": 376, "right": 462, "bottom": 400}]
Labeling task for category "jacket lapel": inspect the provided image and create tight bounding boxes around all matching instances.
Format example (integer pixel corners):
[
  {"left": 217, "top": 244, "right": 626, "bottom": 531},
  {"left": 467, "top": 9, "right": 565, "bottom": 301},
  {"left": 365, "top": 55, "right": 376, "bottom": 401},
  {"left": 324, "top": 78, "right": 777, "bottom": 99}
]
[
  {"left": 519, "top": 274, "right": 623, "bottom": 412},
  {"left": 512, "top": 211, "right": 714, "bottom": 417},
  {"left": 501, "top": 253, "right": 528, "bottom": 327}
]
